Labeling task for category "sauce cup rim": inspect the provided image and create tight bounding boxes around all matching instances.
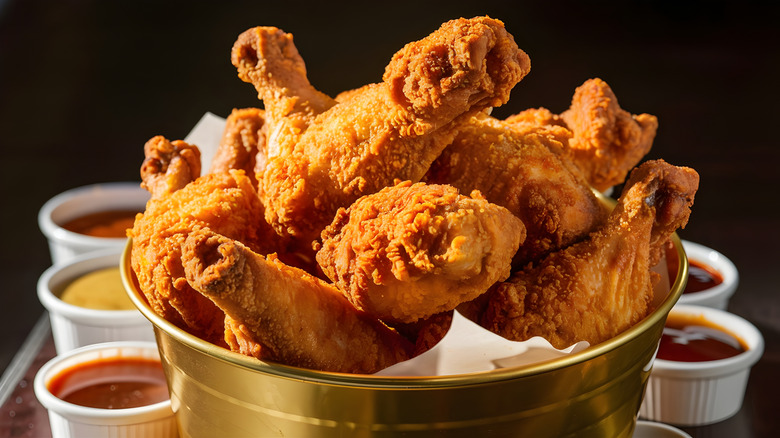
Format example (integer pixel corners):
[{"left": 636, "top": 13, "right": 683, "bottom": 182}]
[
  {"left": 38, "top": 181, "right": 148, "bottom": 245},
  {"left": 677, "top": 240, "right": 738, "bottom": 300},
  {"left": 33, "top": 341, "right": 172, "bottom": 424},
  {"left": 37, "top": 250, "right": 148, "bottom": 324},
  {"left": 652, "top": 304, "right": 764, "bottom": 376}
]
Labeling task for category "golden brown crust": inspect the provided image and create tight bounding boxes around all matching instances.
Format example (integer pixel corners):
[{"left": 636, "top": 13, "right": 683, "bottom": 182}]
[
  {"left": 243, "top": 17, "right": 531, "bottom": 248},
  {"left": 182, "top": 229, "right": 413, "bottom": 374},
  {"left": 480, "top": 160, "right": 698, "bottom": 348},
  {"left": 425, "top": 113, "right": 608, "bottom": 267},
  {"left": 209, "top": 107, "right": 266, "bottom": 186},
  {"left": 140, "top": 136, "right": 201, "bottom": 199},
  {"left": 130, "top": 170, "right": 270, "bottom": 345},
  {"left": 316, "top": 181, "right": 525, "bottom": 323},
  {"left": 560, "top": 78, "right": 658, "bottom": 191}
]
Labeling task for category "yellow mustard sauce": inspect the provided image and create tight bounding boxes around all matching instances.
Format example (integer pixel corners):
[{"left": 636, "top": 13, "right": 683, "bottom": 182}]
[{"left": 60, "top": 267, "right": 135, "bottom": 310}]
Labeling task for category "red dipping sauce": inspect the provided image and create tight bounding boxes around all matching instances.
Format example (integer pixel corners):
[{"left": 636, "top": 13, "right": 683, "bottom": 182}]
[
  {"left": 61, "top": 209, "right": 140, "bottom": 238},
  {"left": 684, "top": 259, "right": 724, "bottom": 294},
  {"left": 664, "top": 245, "right": 724, "bottom": 294},
  {"left": 47, "top": 357, "right": 168, "bottom": 409},
  {"left": 657, "top": 313, "right": 747, "bottom": 362}
]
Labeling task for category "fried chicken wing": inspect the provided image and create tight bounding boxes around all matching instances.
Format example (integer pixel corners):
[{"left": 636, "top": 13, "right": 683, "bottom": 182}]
[
  {"left": 506, "top": 78, "right": 658, "bottom": 191},
  {"left": 425, "top": 113, "right": 608, "bottom": 267},
  {"left": 316, "top": 181, "right": 525, "bottom": 323},
  {"left": 480, "top": 160, "right": 699, "bottom": 348},
  {"left": 181, "top": 229, "right": 413, "bottom": 374},
  {"left": 233, "top": 17, "right": 531, "bottom": 246}
]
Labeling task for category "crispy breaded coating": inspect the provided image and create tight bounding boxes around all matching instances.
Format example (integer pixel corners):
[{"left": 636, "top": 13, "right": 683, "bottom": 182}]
[
  {"left": 480, "top": 160, "right": 698, "bottom": 348},
  {"left": 506, "top": 78, "right": 658, "bottom": 192},
  {"left": 209, "top": 107, "right": 266, "bottom": 186},
  {"left": 131, "top": 170, "right": 270, "bottom": 345},
  {"left": 316, "top": 181, "right": 526, "bottom": 323},
  {"left": 233, "top": 17, "right": 531, "bottom": 246},
  {"left": 140, "top": 136, "right": 201, "bottom": 200},
  {"left": 425, "top": 113, "right": 608, "bottom": 267},
  {"left": 182, "top": 229, "right": 413, "bottom": 374}
]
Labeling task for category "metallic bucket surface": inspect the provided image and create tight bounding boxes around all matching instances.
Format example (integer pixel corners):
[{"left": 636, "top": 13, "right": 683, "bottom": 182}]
[{"left": 121, "top": 234, "right": 687, "bottom": 438}]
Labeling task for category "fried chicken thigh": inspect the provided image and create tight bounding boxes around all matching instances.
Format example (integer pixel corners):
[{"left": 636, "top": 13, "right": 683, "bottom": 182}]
[
  {"left": 425, "top": 112, "right": 608, "bottom": 267},
  {"left": 480, "top": 160, "right": 699, "bottom": 348},
  {"left": 316, "top": 181, "right": 526, "bottom": 324},
  {"left": 232, "top": 17, "right": 531, "bottom": 245},
  {"left": 181, "top": 229, "right": 413, "bottom": 374}
]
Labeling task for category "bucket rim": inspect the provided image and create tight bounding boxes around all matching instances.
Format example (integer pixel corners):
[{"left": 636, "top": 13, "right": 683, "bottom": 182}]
[{"left": 122, "top": 213, "right": 686, "bottom": 389}]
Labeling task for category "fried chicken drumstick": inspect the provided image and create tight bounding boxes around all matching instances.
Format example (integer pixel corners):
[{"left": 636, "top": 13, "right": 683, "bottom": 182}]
[
  {"left": 316, "top": 181, "right": 526, "bottom": 324},
  {"left": 181, "top": 229, "right": 413, "bottom": 374},
  {"left": 232, "top": 17, "right": 531, "bottom": 246},
  {"left": 133, "top": 136, "right": 277, "bottom": 345},
  {"left": 480, "top": 160, "right": 699, "bottom": 348}
]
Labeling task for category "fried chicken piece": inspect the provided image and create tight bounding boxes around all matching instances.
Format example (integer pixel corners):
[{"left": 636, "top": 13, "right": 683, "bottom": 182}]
[
  {"left": 233, "top": 17, "right": 531, "bottom": 245},
  {"left": 181, "top": 229, "right": 413, "bottom": 374},
  {"left": 316, "top": 181, "right": 526, "bottom": 324},
  {"left": 209, "top": 107, "right": 266, "bottom": 186},
  {"left": 480, "top": 160, "right": 699, "bottom": 348},
  {"left": 390, "top": 311, "right": 454, "bottom": 357},
  {"left": 231, "top": 26, "right": 336, "bottom": 161},
  {"left": 133, "top": 136, "right": 273, "bottom": 344},
  {"left": 425, "top": 113, "right": 608, "bottom": 267},
  {"left": 506, "top": 78, "right": 658, "bottom": 191},
  {"left": 140, "top": 136, "right": 201, "bottom": 200}
]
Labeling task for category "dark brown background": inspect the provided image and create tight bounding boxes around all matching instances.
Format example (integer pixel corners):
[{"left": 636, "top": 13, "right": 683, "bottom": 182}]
[{"left": 1, "top": 1, "right": 778, "bottom": 437}]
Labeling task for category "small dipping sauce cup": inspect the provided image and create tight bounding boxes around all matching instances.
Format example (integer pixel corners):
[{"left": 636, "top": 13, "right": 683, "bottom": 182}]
[
  {"left": 673, "top": 240, "right": 738, "bottom": 310},
  {"left": 639, "top": 304, "right": 764, "bottom": 426},
  {"left": 633, "top": 420, "right": 691, "bottom": 438},
  {"left": 38, "top": 250, "right": 155, "bottom": 353},
  {"left": 38, "top": 182, "right": 149, "bottom": 265},
  {"left": 34, "top": 341, "right": 178, "bottom": 438}
]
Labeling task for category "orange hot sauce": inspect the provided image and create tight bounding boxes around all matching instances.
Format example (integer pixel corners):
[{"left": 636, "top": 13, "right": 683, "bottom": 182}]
[
  {"left": 61, "top": 210, "right": 140, "bottom": 238},
  {"left": 47, "top": 357, "right": 169, "bottom": 409}
]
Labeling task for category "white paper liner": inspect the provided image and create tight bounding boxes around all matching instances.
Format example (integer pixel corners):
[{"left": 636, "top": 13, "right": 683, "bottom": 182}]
[
  {"left": 179, "top": 112, "right": 688, "bottom": 378},
  {"left": 184, "top": 111, "right": 226, "bottom": 172},
  {"left": 375, "top": 311, "right": 589, "bottom": 376}
]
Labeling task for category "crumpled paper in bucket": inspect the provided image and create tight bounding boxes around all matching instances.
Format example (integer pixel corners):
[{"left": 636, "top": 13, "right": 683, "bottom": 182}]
[
  {"left": 375, "top": 311, "right": 589, "bottom": 376},
  {"left": 183, "top": 112, "right": 593, "bottom": 377}
]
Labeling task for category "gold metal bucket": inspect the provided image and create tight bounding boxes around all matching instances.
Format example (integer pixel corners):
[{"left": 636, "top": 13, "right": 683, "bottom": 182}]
[{"left": 121, "top": 235, "right": 687, "bottom": 438}]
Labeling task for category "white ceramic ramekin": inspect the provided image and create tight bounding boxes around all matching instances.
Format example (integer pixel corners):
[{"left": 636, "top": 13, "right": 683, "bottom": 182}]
[
  {"left": 639, "top": 304, "right": 764, "bottom": 426},
  {"left": 38, "top": 182, "right": 149, "bottom": 265},
  {"left": 676, "top": 240, "right": 738, "bottom": 310},
  {"left": 37, "top": 250, "right": 155, "bottom": 354},
  {"left": 633, "top": 420, "right": 691, "bottom": 437},
  {"left": 34, "top": 341, "right": 178, "bottom": 438}
]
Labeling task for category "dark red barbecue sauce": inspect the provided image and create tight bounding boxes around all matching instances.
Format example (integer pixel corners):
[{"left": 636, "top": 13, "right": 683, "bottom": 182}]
[
  {"left": 657, "top": 313, "right": 747, "bottom": 362},
  {"left": 47, "top": 357, "right": 168, "bottom": 409},
  {"left": 665, "top": 244, "right": 724, "bottom": 294}
]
